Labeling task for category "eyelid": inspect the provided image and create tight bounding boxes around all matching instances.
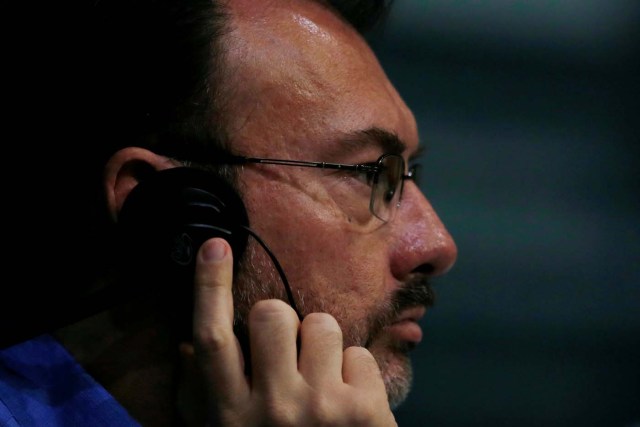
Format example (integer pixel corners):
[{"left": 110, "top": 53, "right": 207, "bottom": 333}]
[{"left": 338, "top": 168, "right": 376, "bottom": 188}]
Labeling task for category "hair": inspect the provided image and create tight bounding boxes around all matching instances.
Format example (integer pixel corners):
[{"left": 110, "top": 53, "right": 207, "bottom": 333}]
[
  {"left": 91, "top": 0, "right": 393, "bottom": 159},
  {"left": 3, "top": 0, "right": 394, "bottom": 347},
  {"left": 88, "top": 0, "right": 393, "bottom": 256},
  {"left": 43, "top": 0, "right": 390, "bottom": 308}
]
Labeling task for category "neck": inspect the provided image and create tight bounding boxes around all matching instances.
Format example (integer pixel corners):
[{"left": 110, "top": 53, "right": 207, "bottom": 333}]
[{"left": 54, "top": 301, "right": 182, "bottom": 426}]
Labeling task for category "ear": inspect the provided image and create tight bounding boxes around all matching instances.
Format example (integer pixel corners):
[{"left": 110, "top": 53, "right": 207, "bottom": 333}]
[{"left": 104, "top": 147, "right": 177, "bottom": 222}]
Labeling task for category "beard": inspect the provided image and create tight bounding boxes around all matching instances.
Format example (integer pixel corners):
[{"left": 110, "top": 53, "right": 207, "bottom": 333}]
[{"left": 231, "top": 238, "right": 435, "bottom": 409}]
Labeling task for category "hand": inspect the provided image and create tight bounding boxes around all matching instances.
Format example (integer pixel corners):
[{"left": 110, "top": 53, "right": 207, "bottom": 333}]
[{"left": 178, "top": 237, "right": 397, "bottom": 427}]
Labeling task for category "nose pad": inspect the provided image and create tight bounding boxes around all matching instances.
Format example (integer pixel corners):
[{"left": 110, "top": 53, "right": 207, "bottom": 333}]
[{"left": 389, "top": 182, "right": 458, "bottom": 279}]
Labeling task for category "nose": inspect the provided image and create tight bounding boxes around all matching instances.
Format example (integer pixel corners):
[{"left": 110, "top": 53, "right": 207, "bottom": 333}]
[{"left": 389, "top": 181, "right": 458, "bottom": 280}]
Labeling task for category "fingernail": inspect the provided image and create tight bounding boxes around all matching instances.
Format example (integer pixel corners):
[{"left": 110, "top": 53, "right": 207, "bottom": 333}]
[{"left": 202, "top": 239, "right": 226, "bottom": 262}]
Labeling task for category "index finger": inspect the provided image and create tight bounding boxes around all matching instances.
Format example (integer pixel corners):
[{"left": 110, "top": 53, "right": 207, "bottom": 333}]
[{"left": 192, "top": 237, "right": 249, "bottom": 404}]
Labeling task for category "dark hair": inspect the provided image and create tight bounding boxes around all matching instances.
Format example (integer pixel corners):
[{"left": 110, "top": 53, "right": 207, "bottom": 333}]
[
  {"left": 92, "top": 0, "right": 229, "bottom": 158},
  {"left": 91, "top": 0, "right": 393, "bottom": 161},
  {"left": 87, "top": 0, "right": 394, "bottom": 239},
  {"left": 330, "top": 0, "right": 394, "bottom": 33},
  {"left": 90, "top": 0, "right": 392, "bottom": 230},
  {"left": 58, "top": 0, "right": 393, "bottom": 298},
  {"left": 3, "top": 0, "right": 394, "bottom": 347}
]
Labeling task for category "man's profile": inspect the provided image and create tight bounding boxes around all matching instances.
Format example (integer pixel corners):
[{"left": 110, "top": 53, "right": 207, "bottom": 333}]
[{"left": 1, "top": 0, "right": 457, "bottom": 425}]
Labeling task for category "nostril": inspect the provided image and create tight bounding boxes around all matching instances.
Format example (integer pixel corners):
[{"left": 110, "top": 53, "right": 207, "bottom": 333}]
[{"left": 413, "top": 264, "right": 435, "bottom": 275}]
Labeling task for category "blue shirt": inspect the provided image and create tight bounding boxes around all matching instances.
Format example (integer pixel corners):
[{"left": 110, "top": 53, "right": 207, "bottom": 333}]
[{"left": 0, "top": 335, "right": 139, "bottom": 426}]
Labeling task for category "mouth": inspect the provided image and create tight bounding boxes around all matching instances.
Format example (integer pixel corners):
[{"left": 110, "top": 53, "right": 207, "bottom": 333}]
[{"left": 386, "top": 306, "right": 426, "bottom": 346}]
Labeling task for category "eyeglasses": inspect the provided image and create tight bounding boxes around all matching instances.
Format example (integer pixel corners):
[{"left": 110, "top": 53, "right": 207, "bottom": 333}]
[{"left": 218, "top": 153, "right": 418, "bottom": 222}]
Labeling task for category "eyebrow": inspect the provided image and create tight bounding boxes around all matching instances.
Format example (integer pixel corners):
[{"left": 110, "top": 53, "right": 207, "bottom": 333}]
[{"left": 337, "top": 127, "right": 408, "bottom": 157}]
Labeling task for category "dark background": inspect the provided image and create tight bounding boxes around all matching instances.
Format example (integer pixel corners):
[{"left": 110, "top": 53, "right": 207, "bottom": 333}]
[
  {"left": 7, "top": 1, "right": 637, "bottom": 424},
  {"left": 368, "top": 1, "right": 639, "bottom": 426}
]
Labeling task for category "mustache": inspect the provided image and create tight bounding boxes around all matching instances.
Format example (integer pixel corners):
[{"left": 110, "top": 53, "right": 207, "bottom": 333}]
[
  {"left": 391, "top": 275, "right": 436, "bottom": 314},
  {"left": 364, "top": 275, "right": 436, "bottom": 348}
]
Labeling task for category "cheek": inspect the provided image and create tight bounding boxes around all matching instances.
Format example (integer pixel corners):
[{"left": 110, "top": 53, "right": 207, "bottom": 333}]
[
  {"left": 241, "top": 175, "right": 390, "bottom": 318},
  {"left": 321, "top": 176, "right": 375, "bottom": 228}
]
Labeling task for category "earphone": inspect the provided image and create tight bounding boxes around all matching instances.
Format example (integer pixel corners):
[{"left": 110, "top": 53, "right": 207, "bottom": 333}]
[
  {"left": 0, "top": 166, "right": 299, "bottom": 349},
  {"left": 118, "top": 166, "right": 301, "bottom": 336},
  {"left": 118, "top": 166, "right": 250, "bottom": 276},
  {"left": 114, "top": 166, "right": 251, "bottom": 340}
]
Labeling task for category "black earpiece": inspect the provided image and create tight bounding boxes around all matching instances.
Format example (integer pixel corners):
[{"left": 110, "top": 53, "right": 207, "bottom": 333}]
[
  {"left": 118, "top": 166, "right": 249, "bottom": 276},
  {"left": 2, "top": 167, "right": 251, "bottom": 349},
  {"left": 116, "top": 166, "right": 250, "bottom": 339},
  {"left": 0, "top": 166, "right": 301, "bottom": 349}
]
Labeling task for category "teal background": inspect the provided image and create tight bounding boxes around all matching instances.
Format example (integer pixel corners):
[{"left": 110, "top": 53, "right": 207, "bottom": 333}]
[
  {"left": 10, "top": 2, "right": 637, "bottom": 423},
  {"left": 368, "top": 1, "right": 639, "bottom": 426}
]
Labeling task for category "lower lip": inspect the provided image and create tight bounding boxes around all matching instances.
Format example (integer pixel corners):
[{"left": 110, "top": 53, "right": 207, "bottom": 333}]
[{"left": 387, "top": 320, "right": 423, "bottom": 344}]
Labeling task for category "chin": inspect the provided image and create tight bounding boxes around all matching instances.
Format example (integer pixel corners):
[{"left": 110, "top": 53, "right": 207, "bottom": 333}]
[{"left": 371, "top": 346, "right": 414, "bottom": 410}]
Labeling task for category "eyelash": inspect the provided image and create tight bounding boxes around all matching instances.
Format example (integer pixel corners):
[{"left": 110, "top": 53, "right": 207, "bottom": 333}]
[
  {"left": 358, "top": 170, "right": 376, "bottom": 186},
  {"left": 333, "top": 158, "right": 422, "bottom": 188},
  {"left": 338, "top": 167, "right": 375, "bottom": 187}
]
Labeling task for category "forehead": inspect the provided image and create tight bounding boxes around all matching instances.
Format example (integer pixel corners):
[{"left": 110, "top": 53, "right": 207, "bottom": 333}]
[{"left": 222, "top": 0, "right": 418, "bottom": 159}]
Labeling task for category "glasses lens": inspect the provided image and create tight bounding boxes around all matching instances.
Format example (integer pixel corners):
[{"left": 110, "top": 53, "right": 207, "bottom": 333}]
[{"left": 370, "top": 154, "right": 405, "bottom": 221}]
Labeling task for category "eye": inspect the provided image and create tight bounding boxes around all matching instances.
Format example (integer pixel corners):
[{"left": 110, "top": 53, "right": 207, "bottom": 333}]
[
  {"left": 383, "top": 186, "right": 396, "bottom": 203},
  {"left": 344, "top": 169, "right": 376, "bottom": 187},
  {"left": 364, "top": 170, "right": 376, "bottom": 186}
]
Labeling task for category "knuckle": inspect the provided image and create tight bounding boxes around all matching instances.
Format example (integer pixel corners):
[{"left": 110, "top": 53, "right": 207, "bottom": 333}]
[
  {"left": 349, "top": 398, "right": 380, "bottom": 425},
  {"left": 193, "top": 325, "right": 234, "bottom": 353},
  {"left": 341, "top": 387, "right": 391, "bottom": 426},
  {"left": 307, "top": 393, "right": 339, "bottom": 425},
  {"left": 262, "top": 396, "right": 300, "bottom": 427}
]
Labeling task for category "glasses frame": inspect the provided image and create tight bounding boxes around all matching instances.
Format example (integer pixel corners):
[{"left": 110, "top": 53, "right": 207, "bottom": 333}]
[{"left": 216, "top": 153, "right": 417, "bottom": 222}]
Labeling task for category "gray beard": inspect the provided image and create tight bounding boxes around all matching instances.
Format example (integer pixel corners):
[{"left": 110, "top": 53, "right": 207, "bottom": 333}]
[{"left": 230, "top": 238, "right": 433, "bottom": 408}]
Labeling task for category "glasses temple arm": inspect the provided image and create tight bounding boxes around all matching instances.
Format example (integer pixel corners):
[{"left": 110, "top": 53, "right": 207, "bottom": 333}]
[
  {"left": 241, "top": 225, "right": 302, "bottom": 321},
  {"left": 236, "top": 157, "right": 379, "bottom": 173}
]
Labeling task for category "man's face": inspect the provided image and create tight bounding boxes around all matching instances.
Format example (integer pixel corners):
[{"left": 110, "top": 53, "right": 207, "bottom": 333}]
[{"left": 221, "top": 0, "right": 457, "bottom": 408}]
